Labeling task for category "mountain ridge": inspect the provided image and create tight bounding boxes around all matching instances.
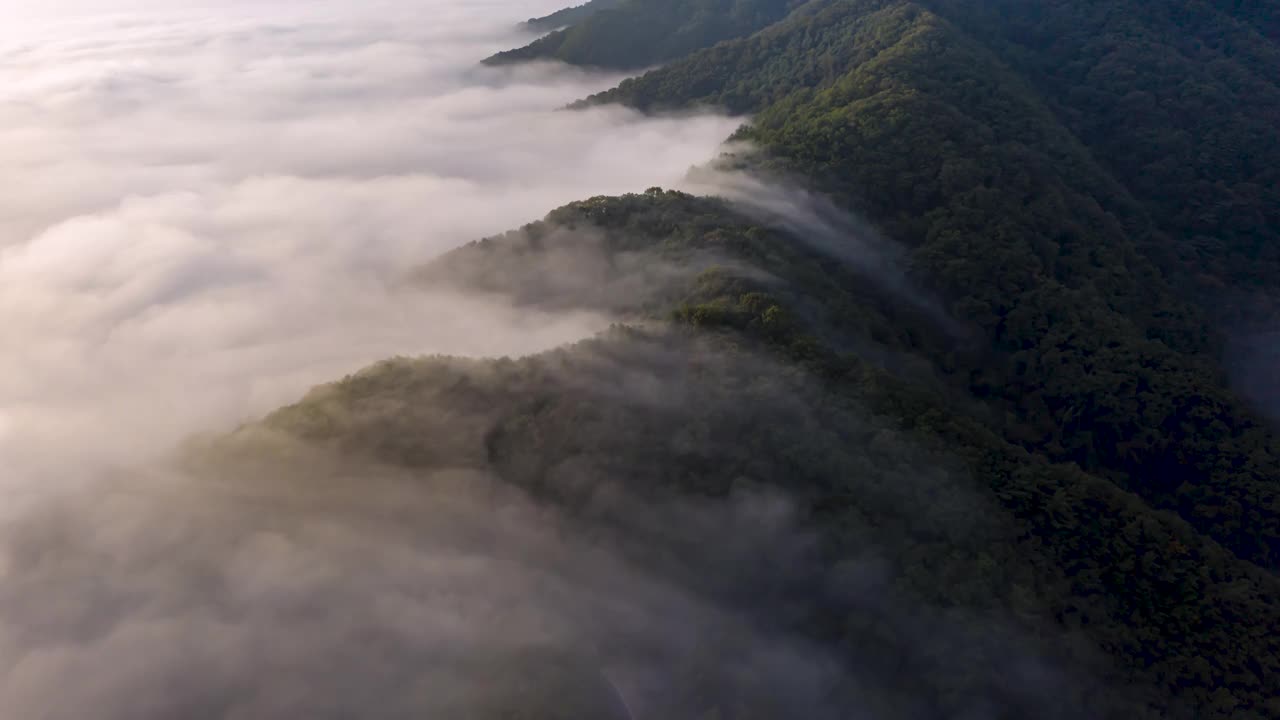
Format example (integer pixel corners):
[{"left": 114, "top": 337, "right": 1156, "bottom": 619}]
[
  {"left": 214, "top": 188, "right": 1280, "bottom": 718},
  {"left": 483, "top": 0, "right": 803, "bottom": 68},
  {"left": 226, "top": 1, "right": 1280, "bottom": 717}
]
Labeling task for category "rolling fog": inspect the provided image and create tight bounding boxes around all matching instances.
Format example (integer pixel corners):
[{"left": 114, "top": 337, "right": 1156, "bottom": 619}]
[
  {"left": 0, "top": 2, "right": 759, "bottom": 715},
  {"left": 0, "top": 2, "right": 1094, "bottom": 718},
  {"left": 0, "top": 0, "right": 739, "bottom": 472}
]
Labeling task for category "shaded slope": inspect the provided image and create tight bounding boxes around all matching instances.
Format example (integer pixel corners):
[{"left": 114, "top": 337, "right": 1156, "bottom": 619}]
[
  {"left": 415, "top": 188, "right": 957, "bottom": 365},
  {"left": 227, "top": 0, "right": 1280, "bottom": 716},
  {"left": 579, "top": 0, "right": 1280, "bottom": 297},
  {"left": 483, "top": 0, "right": 801, "bottom": 69},
  {"left": 525, "top": 0, "right": 626, "bottom": 32},
  {"left": 234, "top": 191, "right": 1280, "bottom": 720},
  {"left": 921, "top": 0, "right": 1280, "bottom": 303},
  {"left": 577, "top": 0, "right": 1280, "bottom": 572},
  {"left": 574, "top": 0, "right": 912, "bottom": 113}
]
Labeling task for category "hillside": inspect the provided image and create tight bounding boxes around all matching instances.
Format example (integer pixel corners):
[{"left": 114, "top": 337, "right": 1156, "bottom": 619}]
[
  {"left": 582, "top": 0, "right": 1280, "bottom": 302},
  {"left": 567, "top": 0, "right": 1280, "bottom": 573},
  {"left": 208, "top": 190, "right": 1280, "bottom": 719},
  {"left": 524, "top": 0, "right": 625, "bottom": 31},
  {"left": 483, "top": 0, "right": 802, "bottom": 68},
  {"left": 230, "top": 0, "right": 1280, "bottom": 718}
]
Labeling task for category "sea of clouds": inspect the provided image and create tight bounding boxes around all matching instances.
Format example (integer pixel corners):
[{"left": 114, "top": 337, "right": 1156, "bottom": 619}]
[
  {"left": 0, "top": 3, "right": 1105, "bottom": 718},
  {"left": 0, "top": 0, "right": 740, "bottom": 473},
  {"left": 0, "top": 3, "right": 793, "bottom": 716}
]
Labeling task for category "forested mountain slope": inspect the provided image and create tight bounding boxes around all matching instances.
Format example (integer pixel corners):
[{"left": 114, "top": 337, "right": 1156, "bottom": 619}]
[
  {"left": 583, "top": 0, "right": 1280, "bottom": 301},
  {"left": 572, "top": 0, "right": 1280, "bottom": 571},
  {"left": 483, "top": 0, "right": 803, "bottom": 68},
  {"left": 523, "top": 0, "right": 625, "bottom": 31},
  {"left": 928, "top": 0, "right": 1280, "bottom": 306},
  {"left": 231, "top": 0, "right": 1280, "bottom": 717},
  {"left": 219, "top": 191, "right": 1280, "bottom": 719}
]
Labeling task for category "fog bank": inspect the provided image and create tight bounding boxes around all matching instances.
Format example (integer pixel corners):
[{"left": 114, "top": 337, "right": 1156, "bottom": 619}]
[
  {"left": 0, "top": 0, "right": 740, "bottom": 473},
  {"left": 0, "top": 455, "right": 851, "bottom": 719},
  {"left": 0, "top": 3, "right": 1106, "bottom": 718}
]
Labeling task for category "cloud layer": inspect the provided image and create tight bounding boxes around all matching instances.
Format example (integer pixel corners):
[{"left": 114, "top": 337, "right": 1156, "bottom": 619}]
[
  {"left": 0, "top": 0, "right": 740, "bottom": 472},
  {"left": 0, "top": 456, "right": 851, "bottom": 719},
  {"left": 0, "top": 5, "right": 1118, "bottom": 718}
]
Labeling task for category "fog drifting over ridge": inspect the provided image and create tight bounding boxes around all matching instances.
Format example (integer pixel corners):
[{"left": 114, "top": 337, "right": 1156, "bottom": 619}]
[
  {"left": 0, "top": 0, "right": 740, "bottom": 472},
  {"left": 0, "top": 4, "right": 827, "bottom": 715},
  {"left": 0, "top": 4, "right": 1120, "bottom": 718}
]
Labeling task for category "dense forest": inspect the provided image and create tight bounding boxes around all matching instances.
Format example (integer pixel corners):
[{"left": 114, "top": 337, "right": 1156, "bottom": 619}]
[
  {"left": 483, "top": 0, "right": 804, "bottom": 68},
  {"left": 523, "top": 0, "right": 626, "bottom": 31},
  {"left": 226, "top": 0, "right": 1280, "bottom": 718},
  {"left": 580, "top": 0, "right": 1280, "bottom": 571}
]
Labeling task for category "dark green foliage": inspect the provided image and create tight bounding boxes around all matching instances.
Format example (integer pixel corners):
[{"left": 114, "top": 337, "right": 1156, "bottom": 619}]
[
  {"left": 524, "top": 0, "right": 626, "bottom": 32},
  {"left": 575, "top": 0, "right": 919, "bottom": 112},
  {"left": 580, "top": 0, "right": 1280, "bottom": 296},
  {"left": 920, "top": 0, "right": 1280, "bottom": 305},
  {"left": 254, "top": 322, "right": 1280, "bottom": 719},
  {"left": 248, "top": 190, "right": 1280, "bottom": 718},
  {"left": 578, "top": 0, "right": 1280, "bottom": 572},
  {"left": 245, "top": 0, "right": 1280, "bottom": 716},
  {"left": 418, "top": 189, "right": 957, "bottom": 380},
  {"left": 482, "top": 0, "right": 801, "bottom": 69}
]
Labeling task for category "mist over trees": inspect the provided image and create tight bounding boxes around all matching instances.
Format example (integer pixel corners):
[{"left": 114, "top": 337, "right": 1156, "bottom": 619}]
[
  {"left": 523, "top": 0, "right": 627, "bottom": 31},
  {"left": 469, "top": 0, "right": 1280, "bottom": 715},
  {"left": 484, "top": 0, "right": 803, "bottom": 68},
  {"left": 5, "top": 0, "right": 1280, "bottom": 718}
]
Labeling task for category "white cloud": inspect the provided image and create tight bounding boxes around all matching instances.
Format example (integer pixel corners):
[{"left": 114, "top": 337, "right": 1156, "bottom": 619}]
[
  {"left": 0, "top": 0, "right": 740, "bottom": 471},
  {"left": 0, "top": 9, "right": 1092, "bottom": 715}
]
